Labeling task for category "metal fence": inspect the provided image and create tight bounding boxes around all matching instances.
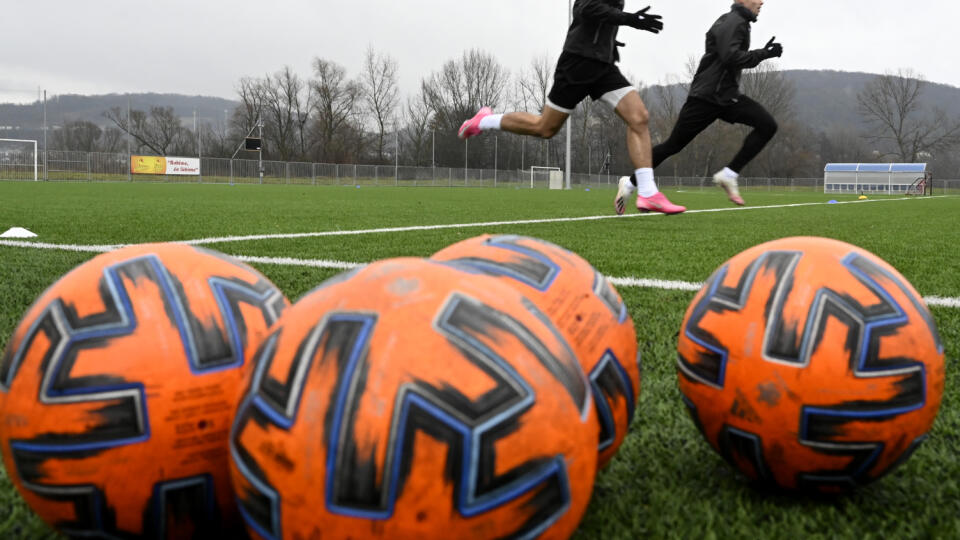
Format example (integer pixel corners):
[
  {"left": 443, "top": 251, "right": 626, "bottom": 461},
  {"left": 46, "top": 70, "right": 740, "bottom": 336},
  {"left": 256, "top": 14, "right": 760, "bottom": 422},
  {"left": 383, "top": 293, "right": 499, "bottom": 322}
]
[{"left": 2, "top": 150, "right": 959, "bottom": 194}]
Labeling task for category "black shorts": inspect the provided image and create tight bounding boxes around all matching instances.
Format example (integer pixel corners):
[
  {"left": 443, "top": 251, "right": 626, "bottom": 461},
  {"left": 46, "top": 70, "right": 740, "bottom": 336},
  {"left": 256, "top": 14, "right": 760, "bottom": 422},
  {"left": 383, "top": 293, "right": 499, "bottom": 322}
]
[{"left": 547, "top": 52, "right": 633, "bottom": 112}]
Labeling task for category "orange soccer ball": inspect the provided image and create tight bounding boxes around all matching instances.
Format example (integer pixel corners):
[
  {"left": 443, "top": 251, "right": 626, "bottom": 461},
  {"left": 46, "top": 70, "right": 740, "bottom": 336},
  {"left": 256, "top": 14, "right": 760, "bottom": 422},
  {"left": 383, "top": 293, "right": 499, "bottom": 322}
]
[
  {"left": 432, "top": 235, "right": 639, "bottom": 468},
  {"left": 677, "top": 237, "right": 945, "bottom": 493},
  {"left": 0, "top": 243, "right": 288, "bottom": 537},
  {"left": 229, "top": 257, "right": 598, "bottom": 540}
]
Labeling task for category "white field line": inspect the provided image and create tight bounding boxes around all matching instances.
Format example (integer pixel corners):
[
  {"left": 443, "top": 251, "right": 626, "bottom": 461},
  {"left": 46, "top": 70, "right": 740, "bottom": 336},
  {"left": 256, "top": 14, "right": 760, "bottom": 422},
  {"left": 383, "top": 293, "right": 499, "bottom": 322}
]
[
  {"left": 0, "top": 239, "right": 118, "bottom": 253},
  {"left": 234, "top": 254, "right": 361, "bottom": 271},
  {"left": 175, "top": 196, "right": 947, "bottom": 246},
  {"left": 607, "top": 276, "right": 702, "bottom": 292},
  {"left": 925, "top": 296, "right": 960, "bottom": 309},
  {"left": 3, "top": 239, "right": 958, "bottom": 310}
]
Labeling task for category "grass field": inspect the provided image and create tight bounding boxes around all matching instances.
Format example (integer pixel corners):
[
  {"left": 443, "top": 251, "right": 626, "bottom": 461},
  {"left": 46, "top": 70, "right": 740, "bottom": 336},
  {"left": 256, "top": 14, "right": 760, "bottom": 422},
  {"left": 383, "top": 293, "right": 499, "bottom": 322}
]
[{"left": 0, "top": 181, "right": 958, "bottom": 539}]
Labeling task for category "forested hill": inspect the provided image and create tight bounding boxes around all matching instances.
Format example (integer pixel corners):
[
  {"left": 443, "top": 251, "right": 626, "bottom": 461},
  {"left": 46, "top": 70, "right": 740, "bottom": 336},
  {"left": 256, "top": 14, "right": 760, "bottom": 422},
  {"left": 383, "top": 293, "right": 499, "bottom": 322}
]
[
  {"left": 644, "top": 69, "right": 960, "bottom": 132},
  {"left": 0, "top": 94, "right": 239, "bottom": 131}
]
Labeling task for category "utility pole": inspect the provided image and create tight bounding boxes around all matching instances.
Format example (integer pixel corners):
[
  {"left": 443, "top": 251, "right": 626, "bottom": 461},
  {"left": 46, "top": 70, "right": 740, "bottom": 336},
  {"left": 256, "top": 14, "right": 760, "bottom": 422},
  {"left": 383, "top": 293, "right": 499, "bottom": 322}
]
[
  {"left": 258, "top": 114, "right": 264, "bottom": 184},
  {"left": 521, "top": 138, "right": 525, "bottom": 174},
  {"left": 565, "top": 0, "right": 573, "bottom": 190},
  {"left": 394, "top": 119, "right": 399, "bottom": 185},
  {"left": 231, "top": 113, "right": 264, "bottom": 186},
  {"left": 42, "top": 90, "right": 47, "bottom": 181},
  {"left": 193, "top": 110, "right": 199, "bottom": 183},
  {"left": 198, "top": 122, "right": 203, "bottom": 184},
  {"left": 494, "top": 136, "right": 498, "bottom": 186},
  {"left": 126, "top": 95, "right": 132, "bottom": 181}
]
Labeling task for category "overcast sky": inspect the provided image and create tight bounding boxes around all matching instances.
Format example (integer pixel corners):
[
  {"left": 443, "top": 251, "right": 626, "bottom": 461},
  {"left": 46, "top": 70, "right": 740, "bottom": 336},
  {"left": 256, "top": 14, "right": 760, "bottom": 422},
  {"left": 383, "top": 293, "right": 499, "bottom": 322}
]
[{"left": 1, "top": 1, "right": 955, "bottom": 106}]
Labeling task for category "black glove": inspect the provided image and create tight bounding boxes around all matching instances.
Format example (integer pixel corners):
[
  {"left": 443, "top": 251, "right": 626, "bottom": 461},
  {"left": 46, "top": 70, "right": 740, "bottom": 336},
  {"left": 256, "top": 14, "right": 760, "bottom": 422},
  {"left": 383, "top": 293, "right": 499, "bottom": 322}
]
[
  {"left": 620, "top": 6, "right": 663, "bottom": 34},
  {"left": 763, "top": 36, "right": 783, "bottom": 58}
]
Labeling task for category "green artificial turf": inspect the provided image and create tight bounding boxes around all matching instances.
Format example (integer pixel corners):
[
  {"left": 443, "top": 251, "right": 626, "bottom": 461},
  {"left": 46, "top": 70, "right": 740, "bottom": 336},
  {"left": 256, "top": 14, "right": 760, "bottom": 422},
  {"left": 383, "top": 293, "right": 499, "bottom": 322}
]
[{"left": 1, "top": 181, "right": 957, "bottom": 538}]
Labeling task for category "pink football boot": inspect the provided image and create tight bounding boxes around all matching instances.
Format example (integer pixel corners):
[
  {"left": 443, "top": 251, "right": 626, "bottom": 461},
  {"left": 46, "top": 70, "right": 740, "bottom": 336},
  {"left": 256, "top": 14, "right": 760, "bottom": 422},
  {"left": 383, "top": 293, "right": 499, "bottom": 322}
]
[
  {"left": 636, "top": 192, "right": 687, "bottom": 214},
  {"left": 458, "top": 107, "right": 493, "bottom": 140}
]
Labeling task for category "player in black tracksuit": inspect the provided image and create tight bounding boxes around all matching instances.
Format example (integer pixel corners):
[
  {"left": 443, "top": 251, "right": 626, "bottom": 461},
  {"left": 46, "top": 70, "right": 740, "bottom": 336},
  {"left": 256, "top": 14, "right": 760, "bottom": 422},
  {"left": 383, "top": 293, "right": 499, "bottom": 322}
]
[
  {"left": 459, "top": 1, "right": 687, "bottom": 215},
  {"left": 648, "top": 0, "right": 782, "bottom": 205}
]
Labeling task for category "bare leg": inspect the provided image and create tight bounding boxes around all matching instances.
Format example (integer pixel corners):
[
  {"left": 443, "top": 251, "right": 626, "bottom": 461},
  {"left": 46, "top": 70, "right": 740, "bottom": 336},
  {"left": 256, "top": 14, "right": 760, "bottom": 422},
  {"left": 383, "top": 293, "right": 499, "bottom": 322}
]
[
  {"left": 500, "top": 106, "right": 569, "bottom": 139},
  {"left": 615, "top": 91, "right": 652, "bottom": 169},
  {"left": 612, "top": 90, "right": 686, "bottom": 214}
]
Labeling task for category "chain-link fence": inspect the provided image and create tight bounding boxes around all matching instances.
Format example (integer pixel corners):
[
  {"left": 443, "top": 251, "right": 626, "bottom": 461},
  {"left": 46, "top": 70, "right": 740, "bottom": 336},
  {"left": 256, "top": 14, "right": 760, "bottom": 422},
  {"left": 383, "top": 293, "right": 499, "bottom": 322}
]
[{"left": 2, "top": 150, "right": 959, "bottom": 194}]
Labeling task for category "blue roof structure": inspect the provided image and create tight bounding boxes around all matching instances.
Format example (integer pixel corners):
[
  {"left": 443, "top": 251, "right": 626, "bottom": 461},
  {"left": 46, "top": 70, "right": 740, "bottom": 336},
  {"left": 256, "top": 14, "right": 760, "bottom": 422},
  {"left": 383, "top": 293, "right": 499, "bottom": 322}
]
[{"left": 824, "top": 163, "right": 927, "bottom": 173}]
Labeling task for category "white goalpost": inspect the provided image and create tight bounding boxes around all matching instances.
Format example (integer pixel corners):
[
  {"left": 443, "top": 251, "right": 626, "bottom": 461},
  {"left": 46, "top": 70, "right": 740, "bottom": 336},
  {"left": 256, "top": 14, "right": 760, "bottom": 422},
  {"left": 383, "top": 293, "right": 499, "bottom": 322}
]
[
  {"left": 0, "top": 138, "right": 38, "bottom": 181},
  {"left": 529, "top": 166, "right": 563, "bottom": 189}
]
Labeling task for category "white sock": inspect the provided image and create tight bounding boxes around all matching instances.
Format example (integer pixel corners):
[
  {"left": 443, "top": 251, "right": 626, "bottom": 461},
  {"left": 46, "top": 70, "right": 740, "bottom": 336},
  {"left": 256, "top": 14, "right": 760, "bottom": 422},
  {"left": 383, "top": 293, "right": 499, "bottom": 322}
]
[
  {"left": 722, "top": 167, "right": 739, "bottom": 179},
  {"left": 479, "top": 114, "right": 503, "bottom": 131},
  {"left": 634, "top": 168, "right": 658, "bottom": 197}
]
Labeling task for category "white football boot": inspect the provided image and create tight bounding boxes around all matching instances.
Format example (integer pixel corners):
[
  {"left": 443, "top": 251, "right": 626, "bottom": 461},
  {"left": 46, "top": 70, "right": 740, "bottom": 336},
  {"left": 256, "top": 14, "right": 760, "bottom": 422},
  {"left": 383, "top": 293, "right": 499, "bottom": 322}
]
[{"left": 614, "top": 176, "right": 636, "bottom": 215}]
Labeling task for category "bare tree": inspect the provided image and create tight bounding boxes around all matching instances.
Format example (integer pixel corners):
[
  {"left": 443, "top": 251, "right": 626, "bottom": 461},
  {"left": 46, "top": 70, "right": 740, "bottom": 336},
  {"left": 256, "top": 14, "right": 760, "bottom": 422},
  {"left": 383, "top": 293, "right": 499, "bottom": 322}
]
[
  {"left": 361, "top": 47, "right": 400, "bottom": 163},
  {"left": 740, "top": 63, "right": 801, "bottom": 177},
  {"left": 231, "top": 76, "right": 267, "bottom": 153},
  {"left": 422, "top": 49, "right": 510, "bottom": 130},
  {"left": 104, "top": 106, "right": 184, "bottom": 155},
  {"left": 741, "top": 62, "right": 795, "bottom": 122},
  {"left": 421, "top": 49, "right": 510, "bottom": 167},
  {"left": 401, "top": 90, "right": 434, "bottom": 166},
  {"left": 818, "top": 127, "right": 869, "bottom": 164},
  {"left": 510, "top": 53, "right": 555, "bottom": 170},
  {"left": 49, "top": 120, "right": 102, "bottom": 151},
  {"left": 100, "top": 127, "right": 126, "bottom": 153},
  {"left": 260, "top": 66, "right": 304, "bottom": 160},
  {"left": 516, "top": 53, "right": 553, "bottom": 113},
  {"left": 104, "top": 107, "right": 143, "bottom": 152},
  {"left": 147, "top": 107, "right": 186, "bottom": 155},
  {"left": 293, "top": 77, "right": 315, "bottom": 160},
  {"left": 311, "top": 57, "right": 365, "bottom": 162},
  {"left": 200, "top": 118, "right": 233, "bottom": 158},
  {"left": 858, "top": 69, "right": 960, "bottom": 162}
]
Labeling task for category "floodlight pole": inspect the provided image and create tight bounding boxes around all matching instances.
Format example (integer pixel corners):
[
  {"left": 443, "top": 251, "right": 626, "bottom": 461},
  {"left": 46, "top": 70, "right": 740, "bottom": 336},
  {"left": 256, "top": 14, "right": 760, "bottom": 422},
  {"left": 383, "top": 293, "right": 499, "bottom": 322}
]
[
  {"left": 565, "top": 0, "right": 572, "bottom": 190},
  {"left": 230, "top": 114, "right": 265, "bottom": 186}
]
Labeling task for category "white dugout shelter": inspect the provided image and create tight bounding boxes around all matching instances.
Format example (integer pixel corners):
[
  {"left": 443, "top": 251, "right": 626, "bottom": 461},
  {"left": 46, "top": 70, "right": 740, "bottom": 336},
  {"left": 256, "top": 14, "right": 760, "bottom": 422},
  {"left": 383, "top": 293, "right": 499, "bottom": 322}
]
[{"left": 824, "top": 163, "right": 931, "bottom": 195}]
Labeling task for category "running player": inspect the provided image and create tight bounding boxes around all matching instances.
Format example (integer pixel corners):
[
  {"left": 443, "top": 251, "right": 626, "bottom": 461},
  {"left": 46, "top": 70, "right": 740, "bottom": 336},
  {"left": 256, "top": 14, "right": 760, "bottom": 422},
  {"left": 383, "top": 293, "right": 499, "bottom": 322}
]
[{"left": 458, "top": 1, "right": 686, "bottom": 215}]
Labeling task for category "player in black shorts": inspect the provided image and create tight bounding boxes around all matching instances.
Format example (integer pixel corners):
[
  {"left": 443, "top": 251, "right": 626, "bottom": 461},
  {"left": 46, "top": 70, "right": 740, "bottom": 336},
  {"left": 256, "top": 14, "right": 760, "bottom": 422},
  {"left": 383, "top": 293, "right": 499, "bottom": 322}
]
[
  {"left": 458, "top": 1, "right": 685, "bottom": 215},
  {"left": 641, "top": 0, "right": 782, "bottom": 206}
]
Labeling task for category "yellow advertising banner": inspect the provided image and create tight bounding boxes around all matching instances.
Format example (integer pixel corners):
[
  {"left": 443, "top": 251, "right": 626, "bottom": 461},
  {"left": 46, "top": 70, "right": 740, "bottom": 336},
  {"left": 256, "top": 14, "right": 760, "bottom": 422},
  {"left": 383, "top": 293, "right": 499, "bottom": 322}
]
[
  {"left": 130, "top": 156, "right": 201, "bottom": 175},
  {"left": 130, "top": 155, "right": 167, "bottom": 175}
]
